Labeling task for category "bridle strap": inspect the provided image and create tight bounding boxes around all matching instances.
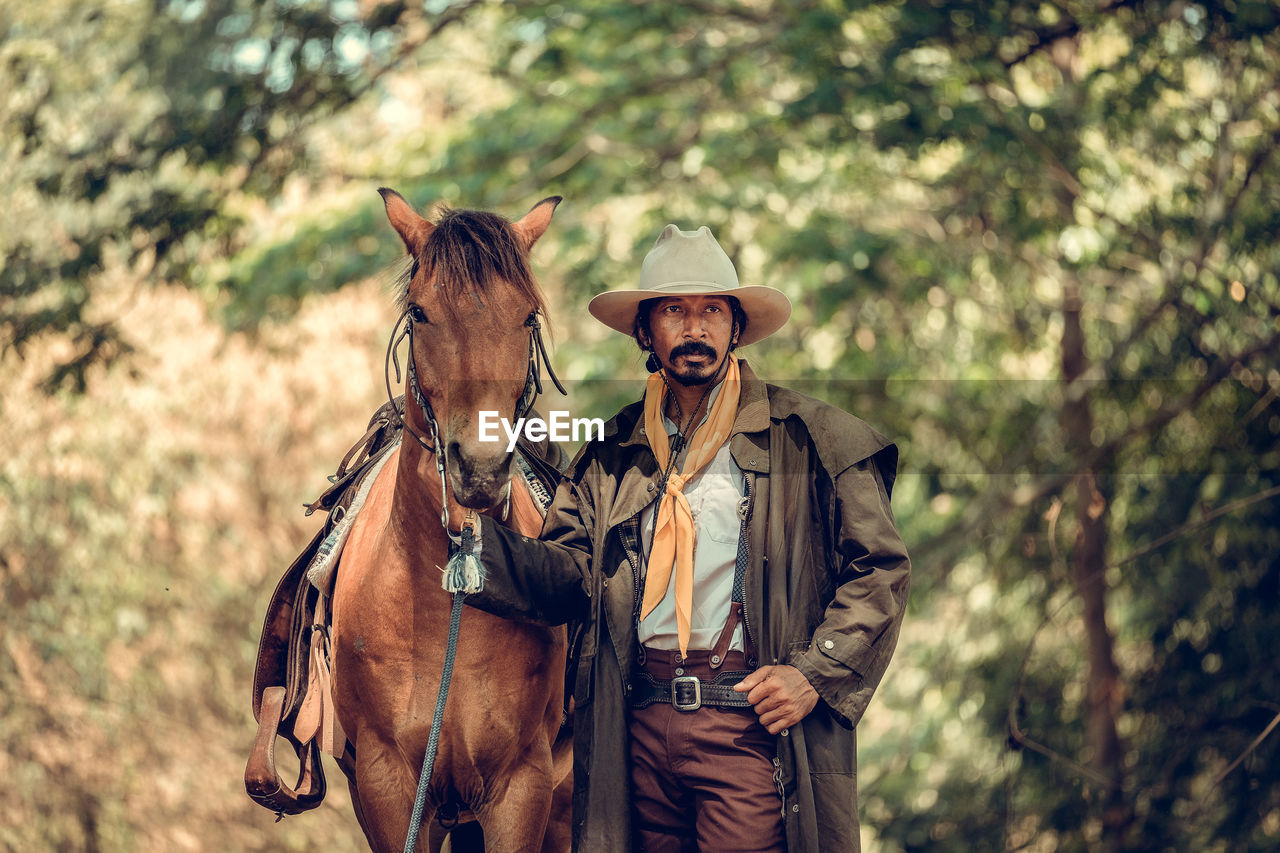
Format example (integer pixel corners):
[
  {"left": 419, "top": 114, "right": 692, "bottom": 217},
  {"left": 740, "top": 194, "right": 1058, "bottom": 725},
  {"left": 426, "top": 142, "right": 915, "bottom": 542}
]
[
  {"left": 383, "top": 309, "right": 439, "bottom": 455},
  {"left": 515, "top": 312, "right": 566, "bottom": 422}
]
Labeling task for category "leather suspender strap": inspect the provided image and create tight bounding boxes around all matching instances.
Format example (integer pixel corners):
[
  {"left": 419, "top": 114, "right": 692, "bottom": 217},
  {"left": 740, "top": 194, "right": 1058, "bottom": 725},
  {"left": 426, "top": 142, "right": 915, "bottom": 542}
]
[
  {"left": 708, "top": 601, "right": 743, "bottom": 670},
  {"left": 709, "top": 475, "right": 755, "bottom": 670}
]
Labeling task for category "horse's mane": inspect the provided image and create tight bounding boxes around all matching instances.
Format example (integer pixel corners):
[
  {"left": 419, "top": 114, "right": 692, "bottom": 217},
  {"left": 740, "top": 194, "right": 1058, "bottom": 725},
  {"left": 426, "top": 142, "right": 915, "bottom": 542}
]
[{"left": 394, "top": 206, "right": 545, "bottom": 318}]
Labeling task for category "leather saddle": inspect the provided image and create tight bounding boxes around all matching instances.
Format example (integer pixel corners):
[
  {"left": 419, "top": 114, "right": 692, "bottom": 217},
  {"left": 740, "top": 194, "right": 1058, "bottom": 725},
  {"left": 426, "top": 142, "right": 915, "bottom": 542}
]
[{"left": 244, "top": 399, "right": 400, "bottom": 816}]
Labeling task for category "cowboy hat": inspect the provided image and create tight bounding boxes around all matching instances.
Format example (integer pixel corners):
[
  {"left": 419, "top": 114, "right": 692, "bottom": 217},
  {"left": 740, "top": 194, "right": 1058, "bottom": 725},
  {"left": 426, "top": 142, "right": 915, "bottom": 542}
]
[{"left": 587, "top": 224, "right": 792, "bottom": 346}]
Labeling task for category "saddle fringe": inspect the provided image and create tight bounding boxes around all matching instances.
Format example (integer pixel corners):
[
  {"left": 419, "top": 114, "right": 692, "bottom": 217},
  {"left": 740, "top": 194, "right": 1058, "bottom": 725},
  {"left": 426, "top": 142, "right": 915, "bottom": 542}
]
[
  {"left": 292, "top": 595, "right": 347, "bottom": 758},
  {"left": 308, "top": 439, "right": 399, "bottom": 594}
]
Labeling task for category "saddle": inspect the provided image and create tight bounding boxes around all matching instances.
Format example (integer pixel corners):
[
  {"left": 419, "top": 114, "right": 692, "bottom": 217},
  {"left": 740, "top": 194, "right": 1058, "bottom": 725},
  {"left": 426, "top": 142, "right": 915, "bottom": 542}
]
[
  {"left": 245, "top": 399, "right": 401, "bottom": 816},
  {"left": 244, "top": 399, "right": 569, "bottom": 817}
]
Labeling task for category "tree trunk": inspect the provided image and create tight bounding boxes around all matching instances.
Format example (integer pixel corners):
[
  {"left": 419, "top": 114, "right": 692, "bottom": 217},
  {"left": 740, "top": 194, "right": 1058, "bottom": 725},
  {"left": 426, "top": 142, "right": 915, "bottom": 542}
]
[{"left": 1061, "top": 283, "right": 1131, "bottom": 849}]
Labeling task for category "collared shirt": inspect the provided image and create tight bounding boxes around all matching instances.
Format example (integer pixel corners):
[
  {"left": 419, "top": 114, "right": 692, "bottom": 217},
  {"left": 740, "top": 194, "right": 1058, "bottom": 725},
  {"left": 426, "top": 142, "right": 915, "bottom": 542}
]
[{"left": 636, "top": 384, "right": 745, "bottom": 653}]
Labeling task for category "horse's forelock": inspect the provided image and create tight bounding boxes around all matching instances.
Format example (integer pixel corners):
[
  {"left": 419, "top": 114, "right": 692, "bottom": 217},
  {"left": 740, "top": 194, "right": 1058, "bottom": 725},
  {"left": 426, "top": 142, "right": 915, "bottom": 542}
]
[{"left": 395, "top": 207, "right": 545, "bottom": 318}]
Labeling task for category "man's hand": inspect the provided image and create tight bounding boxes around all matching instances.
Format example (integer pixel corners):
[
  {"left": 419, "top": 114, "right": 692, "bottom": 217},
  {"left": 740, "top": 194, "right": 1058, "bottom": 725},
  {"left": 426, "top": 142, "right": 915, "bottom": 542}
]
[{"left": 733, "top": 665, "right": 819, "bottom": 734}]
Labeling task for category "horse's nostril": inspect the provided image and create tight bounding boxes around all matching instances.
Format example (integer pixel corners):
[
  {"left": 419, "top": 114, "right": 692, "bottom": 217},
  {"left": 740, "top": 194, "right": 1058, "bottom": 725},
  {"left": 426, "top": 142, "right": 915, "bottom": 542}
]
[{"left": 446, "top": 440, "right": 465, "bottom": 471}]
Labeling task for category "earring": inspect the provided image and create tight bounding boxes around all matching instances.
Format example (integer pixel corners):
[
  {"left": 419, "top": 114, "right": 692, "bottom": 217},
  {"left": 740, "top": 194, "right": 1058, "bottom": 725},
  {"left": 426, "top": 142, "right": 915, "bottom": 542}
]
[{"left": 645, "top": 351, "right": 662, "bottom": 373}]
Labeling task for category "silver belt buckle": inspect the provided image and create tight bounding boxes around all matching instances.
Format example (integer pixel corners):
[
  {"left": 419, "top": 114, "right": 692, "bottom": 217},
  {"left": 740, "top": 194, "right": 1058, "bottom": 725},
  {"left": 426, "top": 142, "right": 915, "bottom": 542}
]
[{"left": 671, "top": 675, "right": 702, "bottom": 711}]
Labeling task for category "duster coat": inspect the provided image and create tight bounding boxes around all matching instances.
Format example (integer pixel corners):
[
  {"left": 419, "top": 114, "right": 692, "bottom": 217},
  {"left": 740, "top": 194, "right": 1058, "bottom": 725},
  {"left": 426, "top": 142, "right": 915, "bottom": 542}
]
[{"left": 471, "top": 361, "right": 910, "bottom": 852}]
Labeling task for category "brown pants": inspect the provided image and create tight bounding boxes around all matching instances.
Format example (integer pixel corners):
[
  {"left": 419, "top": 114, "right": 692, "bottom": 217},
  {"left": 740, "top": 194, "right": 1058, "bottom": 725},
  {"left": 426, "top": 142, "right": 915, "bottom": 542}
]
[{"left": 629, "top": 649, "right": 785, "bottom": 852}]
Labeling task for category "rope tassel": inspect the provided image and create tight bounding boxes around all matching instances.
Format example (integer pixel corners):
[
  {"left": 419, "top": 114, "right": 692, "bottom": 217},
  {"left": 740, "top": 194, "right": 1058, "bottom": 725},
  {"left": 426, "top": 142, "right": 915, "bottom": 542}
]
[{"left": 442, "top": 514, "right": 484, "bottom": 594}]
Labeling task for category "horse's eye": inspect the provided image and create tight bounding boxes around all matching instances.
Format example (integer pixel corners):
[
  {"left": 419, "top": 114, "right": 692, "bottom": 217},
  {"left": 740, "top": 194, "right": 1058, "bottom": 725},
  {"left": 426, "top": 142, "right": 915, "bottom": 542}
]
[{"left": 408, "top": 304, "right": 429, "bottom": 324}]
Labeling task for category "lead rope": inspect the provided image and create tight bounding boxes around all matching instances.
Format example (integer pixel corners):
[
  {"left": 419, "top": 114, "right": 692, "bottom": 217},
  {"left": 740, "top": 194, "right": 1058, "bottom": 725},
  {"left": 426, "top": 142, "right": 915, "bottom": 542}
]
[
  {"left": 402, "top": 444, "right": 479, "bottom": 853},
  {"left": 404, "top": 513, "right": 477, "bottom": 853},
  {"left": 401, "top": 500, "right": 495, "bottom": 851},
  {"left": 395, "top": 312, "right": 475, "bottom": 851},
  {"left": 404, "top": 593, "right": 462, "bottom": 852}
]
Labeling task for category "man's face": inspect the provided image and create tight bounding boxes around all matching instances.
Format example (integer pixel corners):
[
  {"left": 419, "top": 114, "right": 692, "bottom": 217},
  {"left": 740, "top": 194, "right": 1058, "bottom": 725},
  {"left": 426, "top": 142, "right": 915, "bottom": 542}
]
[{"left": 645, "top": 295, "right": 736, "bottom": 386}]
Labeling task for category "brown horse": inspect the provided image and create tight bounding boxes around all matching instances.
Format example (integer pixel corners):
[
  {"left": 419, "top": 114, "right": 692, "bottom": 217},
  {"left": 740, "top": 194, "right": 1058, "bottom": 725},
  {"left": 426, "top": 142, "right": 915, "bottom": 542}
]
[{"left": 330, "top": 190, "right": 570, "bottom": 852}]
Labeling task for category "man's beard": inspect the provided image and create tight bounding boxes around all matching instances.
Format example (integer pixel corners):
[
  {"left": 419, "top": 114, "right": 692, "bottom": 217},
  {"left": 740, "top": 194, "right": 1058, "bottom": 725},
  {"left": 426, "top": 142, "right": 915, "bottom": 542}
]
[{"left": 666, "top": 341, "right": 722, "bottom": 386}]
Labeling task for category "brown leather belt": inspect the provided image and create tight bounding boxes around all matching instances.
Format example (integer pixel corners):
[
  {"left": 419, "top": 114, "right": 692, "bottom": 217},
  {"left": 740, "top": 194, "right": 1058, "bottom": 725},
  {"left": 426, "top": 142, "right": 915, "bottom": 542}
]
[{"left": 630, "top": 669, "right": 753, "bottom": 711}]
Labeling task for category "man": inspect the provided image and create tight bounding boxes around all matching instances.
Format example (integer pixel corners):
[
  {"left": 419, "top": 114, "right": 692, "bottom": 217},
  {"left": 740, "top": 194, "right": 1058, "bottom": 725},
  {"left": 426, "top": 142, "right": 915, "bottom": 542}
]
[{"left": 467, "top": 224, "right": 910, "bottom": 852}]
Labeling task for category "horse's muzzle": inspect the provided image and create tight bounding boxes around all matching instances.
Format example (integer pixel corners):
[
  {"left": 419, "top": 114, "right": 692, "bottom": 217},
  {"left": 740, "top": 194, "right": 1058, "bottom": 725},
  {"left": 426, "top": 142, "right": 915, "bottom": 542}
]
[{"left": 447, "top": 441, "right": 512, "bottom": 510}]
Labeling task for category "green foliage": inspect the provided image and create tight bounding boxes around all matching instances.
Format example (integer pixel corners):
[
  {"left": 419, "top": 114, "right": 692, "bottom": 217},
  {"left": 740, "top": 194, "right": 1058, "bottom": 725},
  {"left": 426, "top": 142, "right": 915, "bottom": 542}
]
[
  {"left": 0, "top": 0, "right": 415, "bottom": 389},
  {"left": 1, "top": 283, "right": 390, "bottom": 848},
  {"left": 392, "top": 1, "right": 1280, "bottom": 848}
]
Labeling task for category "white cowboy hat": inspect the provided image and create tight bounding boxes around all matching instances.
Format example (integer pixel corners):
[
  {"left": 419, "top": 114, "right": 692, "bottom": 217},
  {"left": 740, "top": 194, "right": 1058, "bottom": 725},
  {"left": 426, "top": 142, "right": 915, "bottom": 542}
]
[{"left": 587, "top": 224, "right": 792, "bottom": 346}]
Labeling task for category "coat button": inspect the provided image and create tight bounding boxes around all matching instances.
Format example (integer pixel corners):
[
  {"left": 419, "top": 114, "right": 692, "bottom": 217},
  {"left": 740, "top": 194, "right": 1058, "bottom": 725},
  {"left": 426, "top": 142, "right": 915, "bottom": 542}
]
[
  {"left": 647, "top": 483, "right": 655, "bottom": 491},
  {"left": 791, "top": 804, "right": 800, "bottom": 813},
  {"left": 780, "top": 728, "right": 789, "bottom": 737},
  {"left": 602, "top": 578, "right": 609, "bottom": 589},
  {"left": 823, "top": 639, "right": 834, "bottom": 650}
]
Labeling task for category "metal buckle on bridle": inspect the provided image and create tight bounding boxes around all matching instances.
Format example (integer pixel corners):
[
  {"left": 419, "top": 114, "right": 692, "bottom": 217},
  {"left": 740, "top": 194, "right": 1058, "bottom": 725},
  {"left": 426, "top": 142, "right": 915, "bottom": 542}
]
[{"left": 671, "top": 675, "right": 702, "bottom": 711}]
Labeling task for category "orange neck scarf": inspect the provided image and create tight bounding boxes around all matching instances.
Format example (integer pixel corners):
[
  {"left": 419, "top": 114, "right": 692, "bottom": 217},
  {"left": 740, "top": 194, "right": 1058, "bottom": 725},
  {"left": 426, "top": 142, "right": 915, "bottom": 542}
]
[{"left": 639, "top": 353, "right": 741, "bottom": 657}]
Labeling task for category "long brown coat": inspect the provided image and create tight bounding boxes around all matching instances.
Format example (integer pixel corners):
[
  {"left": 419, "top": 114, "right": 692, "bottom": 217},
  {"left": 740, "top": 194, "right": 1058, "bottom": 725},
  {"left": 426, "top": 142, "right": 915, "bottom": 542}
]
[{"left": 472, "top": 361, "right": 910, "bottom": 852}]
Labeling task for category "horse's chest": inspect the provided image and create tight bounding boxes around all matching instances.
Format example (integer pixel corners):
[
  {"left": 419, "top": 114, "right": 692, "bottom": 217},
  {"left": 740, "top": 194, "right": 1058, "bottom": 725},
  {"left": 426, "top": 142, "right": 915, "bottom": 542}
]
[{"left": 337, "top": 595, "right": 562, "bottom": 724}]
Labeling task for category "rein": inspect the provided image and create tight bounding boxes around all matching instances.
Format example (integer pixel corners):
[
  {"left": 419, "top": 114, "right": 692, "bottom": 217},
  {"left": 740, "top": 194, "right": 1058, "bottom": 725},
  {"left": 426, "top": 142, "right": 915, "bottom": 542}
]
[{"left": 381, "top": 305, "right": 564, "bottom": 851}]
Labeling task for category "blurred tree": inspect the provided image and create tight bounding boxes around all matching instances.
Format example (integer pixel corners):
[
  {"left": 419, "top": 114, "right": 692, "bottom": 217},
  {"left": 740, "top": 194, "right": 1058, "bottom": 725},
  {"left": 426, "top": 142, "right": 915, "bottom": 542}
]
[{"left": 0, "top": 0, "right": 479, "bottom": 391}]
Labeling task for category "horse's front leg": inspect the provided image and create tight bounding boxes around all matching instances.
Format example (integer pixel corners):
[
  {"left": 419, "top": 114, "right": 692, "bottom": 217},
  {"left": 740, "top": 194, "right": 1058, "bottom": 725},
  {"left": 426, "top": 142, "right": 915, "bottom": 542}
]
[
  {"left": 541, "top": 765, "right": 573, "bottom": 853},
  {"left": 474, "top": 744, "right": 557, "bottom": 853},
  {"left": 352, "top": 735, "right": 438, "bottom": 853}
]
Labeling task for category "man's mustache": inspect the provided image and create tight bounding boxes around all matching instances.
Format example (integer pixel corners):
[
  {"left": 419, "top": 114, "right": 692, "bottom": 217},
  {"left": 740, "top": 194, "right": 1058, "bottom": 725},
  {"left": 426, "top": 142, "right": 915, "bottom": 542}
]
[{"left": 669, "top": 341, "right": 718, "bottom": 361}]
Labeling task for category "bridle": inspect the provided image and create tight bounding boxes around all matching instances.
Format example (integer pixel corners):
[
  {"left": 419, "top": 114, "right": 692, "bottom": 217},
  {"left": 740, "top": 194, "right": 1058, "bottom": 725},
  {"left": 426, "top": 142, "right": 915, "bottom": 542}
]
[{"left": 382, "top": 305, "right": 565, "bottom": 538}]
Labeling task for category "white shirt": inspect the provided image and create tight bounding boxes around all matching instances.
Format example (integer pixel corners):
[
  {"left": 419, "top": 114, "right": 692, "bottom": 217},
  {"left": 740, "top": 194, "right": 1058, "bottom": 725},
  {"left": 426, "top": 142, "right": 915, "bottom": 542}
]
[{"left": 637, "top": 398, "right": 745, "bottom": 653}]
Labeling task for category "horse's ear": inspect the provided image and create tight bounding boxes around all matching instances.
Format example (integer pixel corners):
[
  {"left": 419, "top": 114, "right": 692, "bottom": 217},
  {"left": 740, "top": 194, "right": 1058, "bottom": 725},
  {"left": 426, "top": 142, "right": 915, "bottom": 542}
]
[
  {"left": 378, "top": 188, "right": 434, "bottom": 256},
  {"left": 512, "top": 196, "right": 562, "bottom": 250}
]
